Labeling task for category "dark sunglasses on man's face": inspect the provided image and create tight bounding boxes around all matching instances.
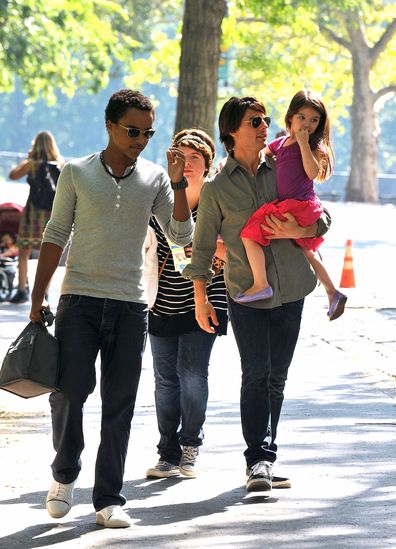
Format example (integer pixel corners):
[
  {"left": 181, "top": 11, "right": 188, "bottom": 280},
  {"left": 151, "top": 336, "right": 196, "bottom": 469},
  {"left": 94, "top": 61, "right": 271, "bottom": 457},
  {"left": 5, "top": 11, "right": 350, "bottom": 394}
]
[
  {"left": 118, "top": 123, "right": 156, "bottom": 139},
  {"left": 246, "top": 115, "right": 271, "bottom": 128}
]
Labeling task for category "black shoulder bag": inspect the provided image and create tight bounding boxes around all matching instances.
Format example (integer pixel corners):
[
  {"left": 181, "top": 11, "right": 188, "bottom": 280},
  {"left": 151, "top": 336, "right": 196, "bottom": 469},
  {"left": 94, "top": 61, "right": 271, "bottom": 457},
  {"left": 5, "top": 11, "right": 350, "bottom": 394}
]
[{"left": 0, "top": 310, "right": 60, "bottom": 398}]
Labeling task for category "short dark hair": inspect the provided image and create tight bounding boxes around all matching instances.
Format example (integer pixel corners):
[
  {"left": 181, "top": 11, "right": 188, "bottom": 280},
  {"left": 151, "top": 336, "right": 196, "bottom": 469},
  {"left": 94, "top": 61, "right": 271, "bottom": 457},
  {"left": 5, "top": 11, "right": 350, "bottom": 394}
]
[
  {"left": 219, "top": 96, "right": 266, "bottom": 153},
  {"left": 105, "top": 89, "right": 154, "bottom": 123}
]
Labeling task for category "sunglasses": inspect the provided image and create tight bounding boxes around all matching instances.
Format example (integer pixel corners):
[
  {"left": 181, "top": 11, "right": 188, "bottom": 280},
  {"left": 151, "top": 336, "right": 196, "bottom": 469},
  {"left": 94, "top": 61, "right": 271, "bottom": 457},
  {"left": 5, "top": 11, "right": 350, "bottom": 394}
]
[
  {"left": 118, "top": 123, "right": 156, "bottom": 139},
  {"left": 244, "top": 115, "right": 271, "bottom": 128}
]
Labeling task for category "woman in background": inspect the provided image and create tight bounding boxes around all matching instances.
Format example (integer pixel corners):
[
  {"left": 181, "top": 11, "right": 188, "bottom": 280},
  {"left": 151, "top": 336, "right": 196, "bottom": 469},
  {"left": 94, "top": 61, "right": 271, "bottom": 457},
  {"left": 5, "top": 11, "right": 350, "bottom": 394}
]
[{"left": 9, "top": 131, "right": 64, "bottom": 303}]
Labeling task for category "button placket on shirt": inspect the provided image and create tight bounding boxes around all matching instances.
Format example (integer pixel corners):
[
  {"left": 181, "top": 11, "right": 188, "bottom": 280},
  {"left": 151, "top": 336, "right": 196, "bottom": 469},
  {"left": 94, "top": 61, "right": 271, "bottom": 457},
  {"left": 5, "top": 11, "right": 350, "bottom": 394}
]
[
  {"left": 115, "top": 181, "right": 121, "bottom": 211},
  {"left": 256, "top": 164, "right": 274, "bottom": 205}
]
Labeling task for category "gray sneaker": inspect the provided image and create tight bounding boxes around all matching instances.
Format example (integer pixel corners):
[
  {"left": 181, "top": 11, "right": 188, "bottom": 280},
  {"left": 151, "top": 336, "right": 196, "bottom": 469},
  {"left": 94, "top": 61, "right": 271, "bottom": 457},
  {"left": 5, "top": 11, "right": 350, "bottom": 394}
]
[
  {"left": 146, "top": 460, "right": 180, "bottom": 478},
  {"left": 179, "top": 446, "right": 199, "bottom": 477},
  {"left": 246, "top": 461, "right": 272, "bottom": 492},
  {"left": 272, "top": 475, "right": 291, "bottom": 489}
]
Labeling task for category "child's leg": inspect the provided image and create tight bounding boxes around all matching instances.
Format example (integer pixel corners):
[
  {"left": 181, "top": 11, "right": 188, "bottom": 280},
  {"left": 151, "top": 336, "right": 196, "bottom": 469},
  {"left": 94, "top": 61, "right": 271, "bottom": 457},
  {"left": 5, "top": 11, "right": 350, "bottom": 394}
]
[
  {"left": 304, "top": 249, "right": 336, "bottom": 304},
  {"left": 234, "top": 238, "right": 273, "bottom": 302},
  {"left": 304, "top": 249, "right": 347, "bottom": 320},
  {"left": 241, "top": 237, "right": 270, "bottom": 293}
]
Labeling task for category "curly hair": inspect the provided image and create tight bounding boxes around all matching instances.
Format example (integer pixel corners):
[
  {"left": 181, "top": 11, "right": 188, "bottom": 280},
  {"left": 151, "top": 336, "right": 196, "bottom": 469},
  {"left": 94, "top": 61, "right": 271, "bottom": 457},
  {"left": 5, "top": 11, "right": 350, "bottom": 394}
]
[
  {"left": 105, "top": 89, "right": 154, "bottom": 123},
  {"left": 173, "top": 128, "right": 215, "bottom": 176}
]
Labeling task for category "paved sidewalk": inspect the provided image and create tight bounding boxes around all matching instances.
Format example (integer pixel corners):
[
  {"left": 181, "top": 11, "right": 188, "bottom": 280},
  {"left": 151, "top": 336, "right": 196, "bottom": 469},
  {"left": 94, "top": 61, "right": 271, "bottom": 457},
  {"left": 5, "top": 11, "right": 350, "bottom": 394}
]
[{"left": 0, "top": 249, "right": 395, "bottom": 547}]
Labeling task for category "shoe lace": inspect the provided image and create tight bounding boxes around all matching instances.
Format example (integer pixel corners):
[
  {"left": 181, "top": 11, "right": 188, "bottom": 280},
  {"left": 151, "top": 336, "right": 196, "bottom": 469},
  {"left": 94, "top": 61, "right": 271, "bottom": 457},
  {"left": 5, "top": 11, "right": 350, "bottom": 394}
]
[
  {"left": 52, "top": 481, "right": 72, "bottom": 499},
  {"left": 157, "top": 460, "right": 173, "bottom": 469},
  {"left": 182, "top": 446, "right": 198, "bottom": 463},
  {"left": 250, "top": 461, "right": 271, "bottom": 476}
]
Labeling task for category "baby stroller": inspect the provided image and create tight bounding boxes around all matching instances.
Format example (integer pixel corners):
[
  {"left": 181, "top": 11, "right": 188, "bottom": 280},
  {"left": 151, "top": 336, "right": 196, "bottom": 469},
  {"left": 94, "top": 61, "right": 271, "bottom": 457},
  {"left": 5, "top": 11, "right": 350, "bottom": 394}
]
[{"left": 0, "top": 202, "right": 23, "bottom": 302}]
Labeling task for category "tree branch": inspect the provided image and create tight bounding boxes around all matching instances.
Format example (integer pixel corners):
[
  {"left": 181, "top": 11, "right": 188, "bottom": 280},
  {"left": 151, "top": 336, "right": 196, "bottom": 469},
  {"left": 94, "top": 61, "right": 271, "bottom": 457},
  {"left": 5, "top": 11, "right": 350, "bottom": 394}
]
[
  {"left": 374, "top": 85, "right": 396, "bottom": 103},
  {"left": 370, "top": 18, "right": 396, "bottom": 67},
  {"left": 318, "top": 23, "right": 351, "bottom": 50},
  {"left": 236, "top": 17, "right": 266, "bottom": 24}
]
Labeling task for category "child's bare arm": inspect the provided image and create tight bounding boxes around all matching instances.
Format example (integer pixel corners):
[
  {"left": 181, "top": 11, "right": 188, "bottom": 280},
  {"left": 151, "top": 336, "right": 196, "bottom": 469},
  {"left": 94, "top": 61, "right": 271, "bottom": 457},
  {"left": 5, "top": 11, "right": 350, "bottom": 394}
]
[{"left": 295, "top": 129, "right": 319, "bottom": 180}]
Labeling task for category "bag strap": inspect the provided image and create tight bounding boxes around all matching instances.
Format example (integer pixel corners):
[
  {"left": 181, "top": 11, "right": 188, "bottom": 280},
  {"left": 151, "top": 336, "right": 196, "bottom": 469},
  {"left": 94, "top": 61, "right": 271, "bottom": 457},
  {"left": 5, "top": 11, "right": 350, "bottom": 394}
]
[
  {"left": 40, "top": 309, "right": 55, "bottom": 326},
  {"left": 158, "top": 251, "right": 170, "bottom": 279}
]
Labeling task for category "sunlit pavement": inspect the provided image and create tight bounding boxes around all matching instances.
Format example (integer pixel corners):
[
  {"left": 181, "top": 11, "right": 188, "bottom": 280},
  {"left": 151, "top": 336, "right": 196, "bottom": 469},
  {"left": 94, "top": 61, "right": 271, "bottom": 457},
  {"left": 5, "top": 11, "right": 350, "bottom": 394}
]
[{"left": 0, "top": 202, "right": 395, "bottom": 548}]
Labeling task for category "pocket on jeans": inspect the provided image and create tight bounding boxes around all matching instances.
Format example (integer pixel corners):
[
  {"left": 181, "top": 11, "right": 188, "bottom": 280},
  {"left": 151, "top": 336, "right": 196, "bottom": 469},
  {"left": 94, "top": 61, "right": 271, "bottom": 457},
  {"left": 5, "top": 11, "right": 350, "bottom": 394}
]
[
  {"left": 56, "top": 294, "right": 82, "bottom": 313},
  {"left": 125, "top": 301, "right": 148, "bottom": 315}
]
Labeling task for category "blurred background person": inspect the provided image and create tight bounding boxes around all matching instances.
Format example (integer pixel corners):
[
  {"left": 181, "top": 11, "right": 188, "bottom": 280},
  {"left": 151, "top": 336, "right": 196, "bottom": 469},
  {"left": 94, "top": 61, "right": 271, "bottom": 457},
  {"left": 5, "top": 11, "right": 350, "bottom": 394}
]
[
  {"left": 8, "top": 131, "right": 64, "bottom": 303},
  {"left": 0, "top": 230, "right": 18, "bottom": 258}
]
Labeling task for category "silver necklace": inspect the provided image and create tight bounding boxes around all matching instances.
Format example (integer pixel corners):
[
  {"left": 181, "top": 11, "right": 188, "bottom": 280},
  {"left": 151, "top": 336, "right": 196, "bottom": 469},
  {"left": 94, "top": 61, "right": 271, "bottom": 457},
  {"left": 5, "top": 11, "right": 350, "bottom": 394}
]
[{"left": 99, "top": 151, "right": 136, "bottom": 181}]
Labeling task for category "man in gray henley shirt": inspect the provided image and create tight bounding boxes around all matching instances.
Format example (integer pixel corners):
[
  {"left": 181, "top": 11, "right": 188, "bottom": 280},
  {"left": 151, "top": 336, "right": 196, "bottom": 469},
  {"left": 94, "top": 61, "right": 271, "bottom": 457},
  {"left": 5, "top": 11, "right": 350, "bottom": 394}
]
[{"left": 29, "top": 89, "right": 193, "bottom": 528}]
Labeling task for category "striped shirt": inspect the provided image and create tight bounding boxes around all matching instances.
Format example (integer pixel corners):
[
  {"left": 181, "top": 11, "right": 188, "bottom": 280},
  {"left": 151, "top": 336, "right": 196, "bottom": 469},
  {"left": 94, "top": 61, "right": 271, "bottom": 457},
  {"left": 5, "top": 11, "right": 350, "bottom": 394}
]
[{"left": 149, "top": 205, "right": 228, "bottom": 335}]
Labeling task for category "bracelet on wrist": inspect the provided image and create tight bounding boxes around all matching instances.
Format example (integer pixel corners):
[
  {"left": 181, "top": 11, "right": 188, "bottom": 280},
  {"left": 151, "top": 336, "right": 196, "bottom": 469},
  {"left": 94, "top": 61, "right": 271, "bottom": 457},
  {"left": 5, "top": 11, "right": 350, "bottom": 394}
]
[{"left": 170, "top": 176, "right": 188, "bottom": 191}]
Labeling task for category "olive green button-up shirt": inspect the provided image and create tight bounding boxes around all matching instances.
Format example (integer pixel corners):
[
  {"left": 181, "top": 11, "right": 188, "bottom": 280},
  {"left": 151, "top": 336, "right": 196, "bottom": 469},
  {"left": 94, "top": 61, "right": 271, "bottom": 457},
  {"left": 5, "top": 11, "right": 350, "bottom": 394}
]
[{"left": 182, "top": 153, "right": 331, "bottom": 309}]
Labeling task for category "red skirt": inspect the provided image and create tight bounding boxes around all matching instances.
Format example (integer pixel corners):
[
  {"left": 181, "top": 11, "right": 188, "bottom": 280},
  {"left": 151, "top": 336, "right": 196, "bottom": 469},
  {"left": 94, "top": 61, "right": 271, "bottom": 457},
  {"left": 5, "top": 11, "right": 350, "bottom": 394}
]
[{"left": 240, "top": 198, "right": 324, "bottom": 252}]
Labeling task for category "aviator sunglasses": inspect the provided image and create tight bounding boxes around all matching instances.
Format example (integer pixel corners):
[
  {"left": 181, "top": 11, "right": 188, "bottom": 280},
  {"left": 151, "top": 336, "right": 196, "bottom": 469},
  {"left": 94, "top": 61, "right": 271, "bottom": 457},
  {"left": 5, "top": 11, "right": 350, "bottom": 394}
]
[
  {"left": 118, "top": 123, "right": 156, "bottom": 139},
  {"left": 244, "top": 115, "right": 271, "bottom": 128}
]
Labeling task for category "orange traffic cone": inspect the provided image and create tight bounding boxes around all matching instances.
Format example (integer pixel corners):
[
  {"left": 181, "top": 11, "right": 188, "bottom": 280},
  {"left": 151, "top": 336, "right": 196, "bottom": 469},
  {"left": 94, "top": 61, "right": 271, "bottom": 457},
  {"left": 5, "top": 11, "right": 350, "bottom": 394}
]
[{"left": 340, "top": 239, "right": 356, "bottom": 288}]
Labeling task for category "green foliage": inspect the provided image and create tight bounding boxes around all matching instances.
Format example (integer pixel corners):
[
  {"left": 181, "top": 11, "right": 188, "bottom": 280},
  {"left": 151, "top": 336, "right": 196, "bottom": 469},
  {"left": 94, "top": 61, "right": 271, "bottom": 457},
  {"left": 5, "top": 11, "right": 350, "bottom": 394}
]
[
  {"left": 224, "top": 0, "right": 395, "bottom": 130},
  {"left": 0, "top": 0, "right": 394, "bottom": 181},
  {"left": 0, "top": 0, "right": 132, "bottom": 103},
  {"left": 118, "top": 0, "right": 183, "bottom": 93}
]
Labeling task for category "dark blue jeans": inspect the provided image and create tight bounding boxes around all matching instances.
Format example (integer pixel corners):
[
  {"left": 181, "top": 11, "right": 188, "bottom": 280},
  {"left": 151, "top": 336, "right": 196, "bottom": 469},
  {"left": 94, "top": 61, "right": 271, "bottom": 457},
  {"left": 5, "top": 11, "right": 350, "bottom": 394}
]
[
  {"left": 149, "top": 329, "right": 217, "bottom": 465},
  {"left": 228, "top": 297, "right": 304, "bottom": 468},
  {"left": 51, "top": 295, "right": 147, "bottom": 511}
]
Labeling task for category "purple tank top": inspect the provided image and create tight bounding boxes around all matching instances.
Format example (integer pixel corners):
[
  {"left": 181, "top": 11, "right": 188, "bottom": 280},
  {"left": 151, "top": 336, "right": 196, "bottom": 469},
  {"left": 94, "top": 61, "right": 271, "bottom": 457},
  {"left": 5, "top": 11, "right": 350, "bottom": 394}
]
[{"left": 268, "top": 136, "right": 317, "bottom": 202}]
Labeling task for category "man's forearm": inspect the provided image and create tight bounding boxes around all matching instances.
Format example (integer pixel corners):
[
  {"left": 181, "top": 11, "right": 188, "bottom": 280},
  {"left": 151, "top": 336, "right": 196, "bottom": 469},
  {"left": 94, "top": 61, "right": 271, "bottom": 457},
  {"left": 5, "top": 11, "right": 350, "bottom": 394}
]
[{"left": 31, "top": 242, "right": 63, "bottom": 300}]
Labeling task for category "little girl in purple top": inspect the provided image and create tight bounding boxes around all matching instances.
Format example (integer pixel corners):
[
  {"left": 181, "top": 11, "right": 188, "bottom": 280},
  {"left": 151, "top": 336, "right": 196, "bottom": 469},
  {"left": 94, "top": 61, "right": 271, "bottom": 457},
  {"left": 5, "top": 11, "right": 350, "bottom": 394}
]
[{"left": 236, "top": 89, "right": 347, "bottom": 321}]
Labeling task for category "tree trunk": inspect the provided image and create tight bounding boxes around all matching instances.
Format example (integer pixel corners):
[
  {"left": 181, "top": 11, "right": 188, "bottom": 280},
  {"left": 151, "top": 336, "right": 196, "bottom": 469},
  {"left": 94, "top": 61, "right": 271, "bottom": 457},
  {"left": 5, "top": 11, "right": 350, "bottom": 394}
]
[
  {"left": 345, "top": 22, "right": 379, "bottom": 202},
  {"left": 174, "top": 0, "right": 227, "bottom": 137}
]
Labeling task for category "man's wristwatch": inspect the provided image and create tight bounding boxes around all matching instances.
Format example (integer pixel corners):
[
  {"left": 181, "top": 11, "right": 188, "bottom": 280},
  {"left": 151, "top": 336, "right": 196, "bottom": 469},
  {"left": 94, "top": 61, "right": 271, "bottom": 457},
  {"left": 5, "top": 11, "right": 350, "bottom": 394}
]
[{"left": 170, "top": 176, "right": 189, "bottom": 191}]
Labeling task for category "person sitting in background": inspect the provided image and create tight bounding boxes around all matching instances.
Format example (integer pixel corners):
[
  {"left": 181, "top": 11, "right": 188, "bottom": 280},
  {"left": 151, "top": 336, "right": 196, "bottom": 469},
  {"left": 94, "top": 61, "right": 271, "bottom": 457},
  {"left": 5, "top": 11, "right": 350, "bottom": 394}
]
[
  {"left": 8, "top": 131, "right": 64, "bottom": 304},
  {"left": 0, "top": 231, "right": 19, "bottom": 258}
]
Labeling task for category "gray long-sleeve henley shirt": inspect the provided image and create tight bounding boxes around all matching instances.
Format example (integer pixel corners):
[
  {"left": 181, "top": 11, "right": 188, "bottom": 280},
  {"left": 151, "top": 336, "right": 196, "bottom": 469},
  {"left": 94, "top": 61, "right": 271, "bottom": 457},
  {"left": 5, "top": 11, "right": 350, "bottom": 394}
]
[{"left": 43, "top": 152, "right": 193, "bottom": 303}]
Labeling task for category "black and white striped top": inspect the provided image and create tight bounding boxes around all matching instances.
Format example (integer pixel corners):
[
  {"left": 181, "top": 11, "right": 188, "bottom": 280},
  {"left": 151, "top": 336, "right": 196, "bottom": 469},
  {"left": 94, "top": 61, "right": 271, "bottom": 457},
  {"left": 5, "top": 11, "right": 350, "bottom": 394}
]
[{"left": 149, "top": 205, "right": 228, "bottom": 336}]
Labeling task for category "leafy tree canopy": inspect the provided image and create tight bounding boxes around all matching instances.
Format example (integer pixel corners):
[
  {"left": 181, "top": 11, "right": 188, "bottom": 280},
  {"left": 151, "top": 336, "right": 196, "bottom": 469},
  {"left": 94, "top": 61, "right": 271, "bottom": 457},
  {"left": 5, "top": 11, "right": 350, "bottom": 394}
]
[
  {"left": 0, "top": 0, "right": 140, "bottom": 103},
  {"left": 224, "top": 0, "right": 395, "bottom": 124}
]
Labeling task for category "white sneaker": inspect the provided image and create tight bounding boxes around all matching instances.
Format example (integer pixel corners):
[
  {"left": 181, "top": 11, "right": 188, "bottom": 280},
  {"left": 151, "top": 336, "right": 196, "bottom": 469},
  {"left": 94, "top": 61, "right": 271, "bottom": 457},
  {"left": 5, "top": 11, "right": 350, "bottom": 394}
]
[
  {"left": 46, "top": 480, "right": 75, "bottom": 518},
  {"left": 96, "top": 505, "right": 131, "bottom": 528}
]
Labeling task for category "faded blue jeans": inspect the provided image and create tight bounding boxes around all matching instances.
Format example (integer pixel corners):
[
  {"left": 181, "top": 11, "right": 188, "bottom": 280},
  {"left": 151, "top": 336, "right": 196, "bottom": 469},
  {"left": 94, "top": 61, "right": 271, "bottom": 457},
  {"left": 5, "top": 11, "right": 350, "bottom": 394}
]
[
  {"left": 149, "top": 329, "right": 217, "bottom": 465},
  {"left": 228, "top": 297, "right": 304, "bottom": 468},
  {"left": 51, "top": 294, "right": 147, "bottom": 511}
]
